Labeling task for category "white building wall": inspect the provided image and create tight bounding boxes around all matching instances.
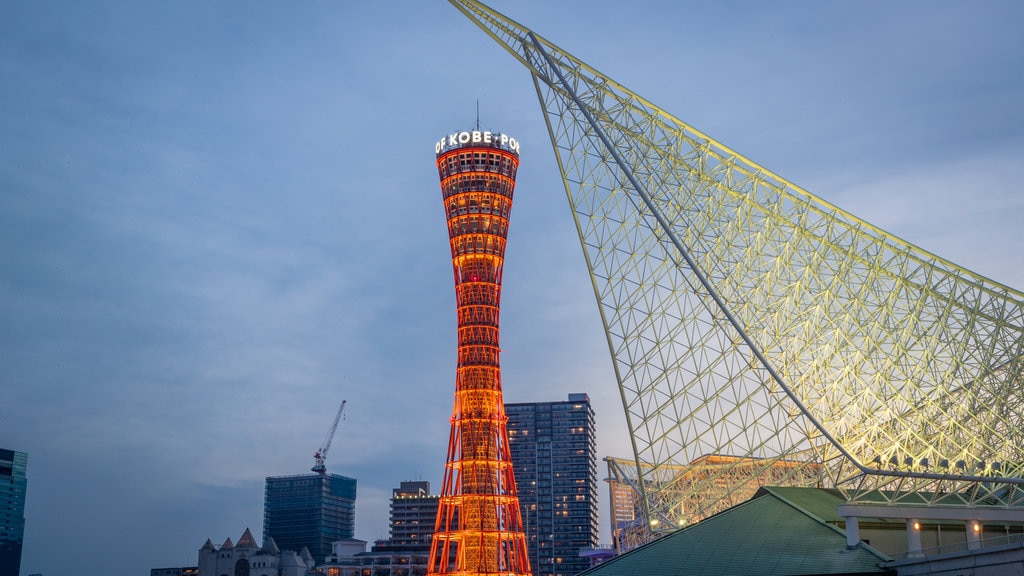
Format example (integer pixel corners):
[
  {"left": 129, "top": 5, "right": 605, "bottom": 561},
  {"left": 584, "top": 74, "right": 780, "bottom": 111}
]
[{"left": 198, "top": 536, "right": 312, "bottom": 576}]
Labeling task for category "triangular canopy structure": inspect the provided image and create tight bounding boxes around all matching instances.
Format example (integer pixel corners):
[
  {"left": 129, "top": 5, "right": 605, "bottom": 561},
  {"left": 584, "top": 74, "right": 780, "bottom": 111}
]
[
  {"left": 449, "top": 0, "right": 1024, "bottom": 537},
  {"left": 220, "top": 537, "right": 234, "bottom": 550}
]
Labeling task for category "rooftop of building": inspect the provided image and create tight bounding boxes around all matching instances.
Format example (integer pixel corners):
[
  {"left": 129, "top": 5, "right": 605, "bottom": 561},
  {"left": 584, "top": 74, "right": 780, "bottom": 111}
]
[
  {"left": 264, "top": 472, "right": 356, "bottom": 481},
  {"left": 200, "top": 529, "right": 304, "bottom": 559},
  {"left": 582, "top": 487, "right": 892, "bottom": 576}
]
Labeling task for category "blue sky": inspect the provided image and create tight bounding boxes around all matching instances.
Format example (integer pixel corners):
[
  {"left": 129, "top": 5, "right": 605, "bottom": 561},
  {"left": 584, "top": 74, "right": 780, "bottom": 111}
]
[{"left": 2, "top": 1, "right": 1023, "bottom": 575}]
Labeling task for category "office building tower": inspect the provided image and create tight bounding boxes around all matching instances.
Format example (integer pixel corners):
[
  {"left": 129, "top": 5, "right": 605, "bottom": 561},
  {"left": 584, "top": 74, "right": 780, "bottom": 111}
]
[
  {"left": 390, "top": 481, "right": 439, "bottom": 549},
  {"left": 506, "top": 394, "right": 599, "bottom": 576},
  {"left": 0, "top": 448, "right": 27, "bottom": 576},
  {"left": 264, "top": 473, "right": 356, "bottom": 563},
  {"left": 428, "top": 128, "right": 530, "bottom": 576}
]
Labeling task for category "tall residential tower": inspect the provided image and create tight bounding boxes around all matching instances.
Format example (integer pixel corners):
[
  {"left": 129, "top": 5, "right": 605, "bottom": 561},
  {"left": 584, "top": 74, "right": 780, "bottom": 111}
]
[
  {"left": 428, "top": 129, "right": 531, "bottom": 576},
  {"left": 506, "top": 394, "right": 599, "bottom": 576}
]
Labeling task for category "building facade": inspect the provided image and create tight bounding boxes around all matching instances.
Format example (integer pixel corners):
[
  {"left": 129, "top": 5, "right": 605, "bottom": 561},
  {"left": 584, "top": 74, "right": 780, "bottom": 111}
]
[
  {"left": 264, "top": 473, "right": 356, "bottom": 563},
  {"left": 151, "top": 567, "right": 198, "bottom": 576},
  {"left": 198, "top": 529, "right": 313, "bottom": 576},
  {"left": 389, "top": 481, "right": 439, "bottom": 549},
  {"left": 0, "top": 448, "right": 27, "bottom": 576},
  {"left": 506, "top": 393, "right": 600, "bottom": 576},
  {"left": 321, "top": 539, "right": 430, "bottom": 576}
]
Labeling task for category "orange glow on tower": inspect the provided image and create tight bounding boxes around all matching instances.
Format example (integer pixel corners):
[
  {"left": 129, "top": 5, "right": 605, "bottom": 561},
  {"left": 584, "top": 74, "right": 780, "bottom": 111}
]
[{"left": 428, "top": 129, "right": 531, "bottom": 576}]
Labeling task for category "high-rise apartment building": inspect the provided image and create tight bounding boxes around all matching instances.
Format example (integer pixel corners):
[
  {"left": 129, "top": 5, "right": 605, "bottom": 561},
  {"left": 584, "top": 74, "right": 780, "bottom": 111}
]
[
  {"left": 0, "top": 448, "right": 27, "bottom": 576},
  {"left": 389, "top": 481, "right": 439, "bottom": 549},
  {"left": 263, "top": 473, "right": 356, "bottom": 563},
  {"left": 506, "top": 394, "right": 599, "bottom": 576}
]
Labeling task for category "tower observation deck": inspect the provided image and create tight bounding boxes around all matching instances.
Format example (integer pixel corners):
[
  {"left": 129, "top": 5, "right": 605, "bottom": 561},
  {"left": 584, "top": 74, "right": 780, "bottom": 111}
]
[{"left": 429, "top": 129, "right": 531, "bottom": 576}]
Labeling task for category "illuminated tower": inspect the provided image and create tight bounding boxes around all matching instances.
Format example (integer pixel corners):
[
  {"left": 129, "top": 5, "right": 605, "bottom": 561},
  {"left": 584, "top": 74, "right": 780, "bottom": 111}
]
[{"left": 429, "top": 128, "right": 532, "bottom": 576}]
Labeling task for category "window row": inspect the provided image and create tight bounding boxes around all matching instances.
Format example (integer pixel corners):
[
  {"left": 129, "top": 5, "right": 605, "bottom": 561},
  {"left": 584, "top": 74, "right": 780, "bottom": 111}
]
[
  {"left": 443, "top": 191, "right": 513, "bottom": 218},
  {"left": 448, "top": 215, "right": 510, "bottom": 238},
  {"left": 450, "top": 234, "right": 508, "bottom": 257},
  {"left": 442, "top": 174, "right": 515, "bottom": 197},
  {"left": 438, "top": 151, "right": 518, "bottom": 179}
]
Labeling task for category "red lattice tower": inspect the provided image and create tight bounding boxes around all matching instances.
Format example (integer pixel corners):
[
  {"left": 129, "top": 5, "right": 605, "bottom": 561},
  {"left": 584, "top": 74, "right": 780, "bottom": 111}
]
[{"left": 428, "top": 129, "right": 531, "bottom": 576}]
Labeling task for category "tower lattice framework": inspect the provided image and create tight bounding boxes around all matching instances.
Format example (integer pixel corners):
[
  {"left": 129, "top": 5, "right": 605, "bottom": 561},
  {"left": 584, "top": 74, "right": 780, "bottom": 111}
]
[
  {"left": 450, "top": 0, "right": 1024, "bottom": 540},
  {"left": 429, "top": 130, "right": 532, "bottom": 576}
]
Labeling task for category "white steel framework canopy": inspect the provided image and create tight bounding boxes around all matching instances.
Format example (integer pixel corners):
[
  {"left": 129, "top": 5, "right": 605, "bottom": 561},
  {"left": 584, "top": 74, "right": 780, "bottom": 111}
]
[{"left": 449, "top": 0, "right": 1024, "bottom": 543}]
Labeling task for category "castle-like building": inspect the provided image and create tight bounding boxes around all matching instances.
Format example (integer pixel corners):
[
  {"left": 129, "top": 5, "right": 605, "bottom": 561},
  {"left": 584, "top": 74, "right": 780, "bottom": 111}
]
[{"left": 198, "top": 528, "right": 315, "bottom": 576}]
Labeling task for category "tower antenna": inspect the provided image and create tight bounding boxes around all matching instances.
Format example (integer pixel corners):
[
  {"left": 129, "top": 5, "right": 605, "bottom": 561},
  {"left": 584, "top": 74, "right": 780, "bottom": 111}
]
[{"left": 476, "top": 100, "right": 480, "bottom": 130}]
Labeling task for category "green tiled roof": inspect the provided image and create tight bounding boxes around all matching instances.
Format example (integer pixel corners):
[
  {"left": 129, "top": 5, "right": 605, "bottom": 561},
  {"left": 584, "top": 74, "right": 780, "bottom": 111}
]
[
  {"left": 758, "top": 486, "right": 846, "bottom": 522},
  {"left": 583, "top": 488, "right": 891, "bottom": 576}
]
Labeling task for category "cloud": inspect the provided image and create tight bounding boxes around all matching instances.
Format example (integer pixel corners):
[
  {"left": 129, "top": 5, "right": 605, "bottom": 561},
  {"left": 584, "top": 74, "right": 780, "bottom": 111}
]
[{"left": 823, "top": 149, "right": 1024, "bottom": 289}]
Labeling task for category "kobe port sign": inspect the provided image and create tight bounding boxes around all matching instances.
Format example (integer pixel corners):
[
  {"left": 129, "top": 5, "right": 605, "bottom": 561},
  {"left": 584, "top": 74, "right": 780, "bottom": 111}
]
[{"left": 435, "top": 130, "right": 520, "bottom": 155}]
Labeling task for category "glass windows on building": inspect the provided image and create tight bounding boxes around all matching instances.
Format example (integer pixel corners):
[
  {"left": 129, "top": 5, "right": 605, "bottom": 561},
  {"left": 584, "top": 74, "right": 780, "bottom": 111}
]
[
  {"left": 263, "top": 473, "right": 357, "bottom": 564},
  {"left": 506, "top": 395, "right": 599, "bottom": 576}
]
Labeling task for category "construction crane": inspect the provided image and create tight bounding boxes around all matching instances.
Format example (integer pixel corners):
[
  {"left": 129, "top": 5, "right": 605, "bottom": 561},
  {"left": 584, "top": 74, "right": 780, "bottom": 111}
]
[{"left": 311, "top": 400, "right": 346, "bottom": 475}]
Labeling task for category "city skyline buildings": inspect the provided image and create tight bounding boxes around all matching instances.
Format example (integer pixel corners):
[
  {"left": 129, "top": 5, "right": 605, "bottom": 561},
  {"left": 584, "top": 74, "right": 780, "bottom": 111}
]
[
  {"left": 3, "top": 2, "right": 1023, "bottom": 575},
  {"left": 428, "top": 128, "right": 531, "bottom": 576}
]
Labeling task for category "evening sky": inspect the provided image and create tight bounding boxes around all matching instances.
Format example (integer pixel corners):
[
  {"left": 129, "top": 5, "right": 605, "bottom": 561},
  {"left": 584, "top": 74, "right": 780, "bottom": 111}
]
[{"left": 2, "top": 1, "right": 1023, "bottom": 575}]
